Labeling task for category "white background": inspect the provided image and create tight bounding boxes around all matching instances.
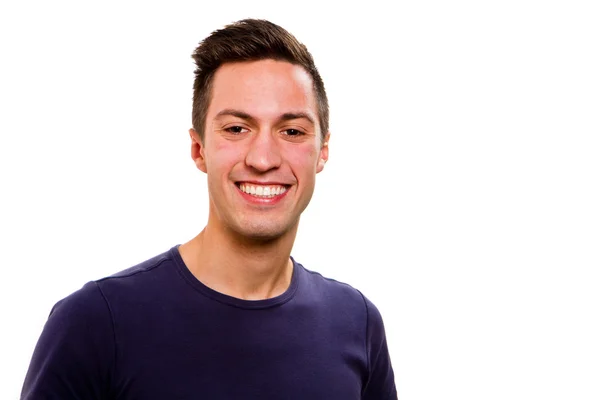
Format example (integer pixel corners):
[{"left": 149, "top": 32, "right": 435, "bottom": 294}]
[{"left": 1, "top": 0, "right": 599, "bottom": 399}]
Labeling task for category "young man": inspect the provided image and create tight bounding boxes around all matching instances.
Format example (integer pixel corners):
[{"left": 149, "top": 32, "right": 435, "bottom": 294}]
[{"left": 22, "top": 19, "right": 397, "bottom": 399}]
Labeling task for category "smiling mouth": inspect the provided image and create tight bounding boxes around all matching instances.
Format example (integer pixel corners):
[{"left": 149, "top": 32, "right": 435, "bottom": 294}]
[{"left": 235, "top": 182, "right": 290, "bottom": 198}]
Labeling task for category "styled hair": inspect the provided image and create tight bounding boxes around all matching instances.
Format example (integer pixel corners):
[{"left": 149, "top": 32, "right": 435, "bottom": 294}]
[{"left": 191, "top": 19, "right": 329, "bottom": 142}]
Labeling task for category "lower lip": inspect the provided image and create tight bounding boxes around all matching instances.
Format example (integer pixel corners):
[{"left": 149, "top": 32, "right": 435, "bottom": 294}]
[{"left": 236, "top": 185, "right": 290, "bottom": 205}]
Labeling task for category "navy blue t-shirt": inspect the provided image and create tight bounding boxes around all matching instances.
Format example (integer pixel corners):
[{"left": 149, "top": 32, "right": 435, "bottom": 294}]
[{"left": 22, "top": 246, "right": 397, "bottom": 399}]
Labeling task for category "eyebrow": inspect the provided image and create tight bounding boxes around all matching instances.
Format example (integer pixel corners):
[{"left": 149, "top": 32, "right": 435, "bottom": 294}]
[
  {"left": 280, "top": 112, "right": 316, "bottom": 126},
  {"left": 214, "top": 109, "right": 316, "bottom": 126}
]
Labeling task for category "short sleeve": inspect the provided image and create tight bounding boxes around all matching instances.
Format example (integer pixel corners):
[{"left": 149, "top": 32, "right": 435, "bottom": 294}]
[
  {"left": 361, "top": 294, "right": 397, "bottom": 400},
  {"left": 21, "top": 281, "right": 115, "bottom": 400}
]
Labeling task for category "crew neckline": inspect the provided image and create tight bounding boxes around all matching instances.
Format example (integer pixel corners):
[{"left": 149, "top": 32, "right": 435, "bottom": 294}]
[{"left": 169, "top": 245, "right": 301, "bottom": 310}]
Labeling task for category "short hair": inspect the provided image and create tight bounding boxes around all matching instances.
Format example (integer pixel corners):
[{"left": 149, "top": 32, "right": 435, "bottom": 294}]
[{"left": 191, "top": 19, "right": 329, "bottom": 142}]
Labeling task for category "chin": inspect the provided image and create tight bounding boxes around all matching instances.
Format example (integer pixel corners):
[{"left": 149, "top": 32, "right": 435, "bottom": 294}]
[{"left": 231, "top": 220, "right": 296, "bottom": 243}]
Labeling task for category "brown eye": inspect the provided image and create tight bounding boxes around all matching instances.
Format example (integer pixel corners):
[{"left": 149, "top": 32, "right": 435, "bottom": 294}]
[
  {"left": 225, "top": 126, "right": 248, "bottom": 134},
  {"left": 283, "top": 129, "right": 304, "bottom": 136}
]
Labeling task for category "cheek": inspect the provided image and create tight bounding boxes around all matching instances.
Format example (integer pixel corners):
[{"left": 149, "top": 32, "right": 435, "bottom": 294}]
[
  {"left": 283, "top": 145, "right": 320, "bottom": 174},
  {"left": 206, "top": 141, "right": 245, "bottom": 174}
]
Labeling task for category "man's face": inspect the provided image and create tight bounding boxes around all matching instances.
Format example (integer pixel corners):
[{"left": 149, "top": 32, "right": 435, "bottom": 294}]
[{"left": 190, "top": 59, "right": 329, "bottom": 241}]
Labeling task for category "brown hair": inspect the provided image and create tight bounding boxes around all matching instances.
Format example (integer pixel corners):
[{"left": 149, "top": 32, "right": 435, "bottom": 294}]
[{"left": 191, "top": 19, "right": 329, "bottom": 142}]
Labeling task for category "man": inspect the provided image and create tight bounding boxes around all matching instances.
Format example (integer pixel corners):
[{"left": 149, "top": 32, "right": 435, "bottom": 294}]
[{"left": 22, "top": 19, "right": 397, "bottom": 399}]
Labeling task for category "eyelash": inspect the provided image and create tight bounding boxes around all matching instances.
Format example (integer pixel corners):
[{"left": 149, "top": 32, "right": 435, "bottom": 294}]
[
  {"left": 224, "top": 126, "right": 249, "bottom": 134},
  {"left": 282, "top": 128, "right": 305, "bottom": 136}
]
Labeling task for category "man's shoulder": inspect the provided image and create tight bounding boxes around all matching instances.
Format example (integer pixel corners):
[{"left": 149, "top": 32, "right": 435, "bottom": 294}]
[
  {"left": 53, "top": 246, "right": 179, "bottom": 312},
  {"left": 295, "top": 260, "right": 370, "bottom": 312},
  {"left": 87, "top": 245, "right": 184, "bottom": 303},
  {"left": 21, "top": 248, "right": 180, "bottom": 399},
  {"left": 99, "top": 246, "right": 176, "bottom": 281}
]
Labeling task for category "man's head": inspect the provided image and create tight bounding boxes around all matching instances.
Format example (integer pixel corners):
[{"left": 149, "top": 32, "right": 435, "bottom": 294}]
[
  {"left": 191, "top": 19, "right": 329, "bottom": 143},
  {"left": 189, "top": 19, "right": 330, "bottom": 242}
]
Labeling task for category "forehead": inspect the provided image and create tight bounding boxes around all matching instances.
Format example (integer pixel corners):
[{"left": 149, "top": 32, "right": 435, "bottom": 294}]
[{"left": 207, "top": 59, "right": 317, "bottom": 120}]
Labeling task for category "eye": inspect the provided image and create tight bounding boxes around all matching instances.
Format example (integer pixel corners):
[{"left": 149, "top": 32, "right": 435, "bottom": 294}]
[
  {"left": 224, "top": 126, "right": 249, "bottom": 135},
  {"left": 282, "top": 128, "right": 305, "bottom": 136}
]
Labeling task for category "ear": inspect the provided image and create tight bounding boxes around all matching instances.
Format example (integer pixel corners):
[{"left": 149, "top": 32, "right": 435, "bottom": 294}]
[
  {"left": 316, "top": 133, "right": 330, "bottom": 173},
  {"left": 189, "top": 128, "right": 207, "bottom": 173}
]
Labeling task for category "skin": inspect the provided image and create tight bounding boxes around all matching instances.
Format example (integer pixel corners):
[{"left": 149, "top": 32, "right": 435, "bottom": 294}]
[{"left": 178, "top": 59, "right": 329, "bottom": 300}]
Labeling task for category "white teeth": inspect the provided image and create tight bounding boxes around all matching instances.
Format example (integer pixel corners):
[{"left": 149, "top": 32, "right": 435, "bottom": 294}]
[{"left": 239, "top": 183, "right": 287, "bottom": 198}]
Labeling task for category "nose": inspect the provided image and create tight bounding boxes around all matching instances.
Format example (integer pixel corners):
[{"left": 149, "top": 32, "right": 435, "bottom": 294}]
[{"left": 245, "top": 130, "right": 282, "bottom": 172}]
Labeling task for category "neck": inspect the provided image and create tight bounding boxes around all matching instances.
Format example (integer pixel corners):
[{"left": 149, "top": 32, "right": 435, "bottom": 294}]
[{"left": 178, "top": 218, "right": 298, "bottom": 301}]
